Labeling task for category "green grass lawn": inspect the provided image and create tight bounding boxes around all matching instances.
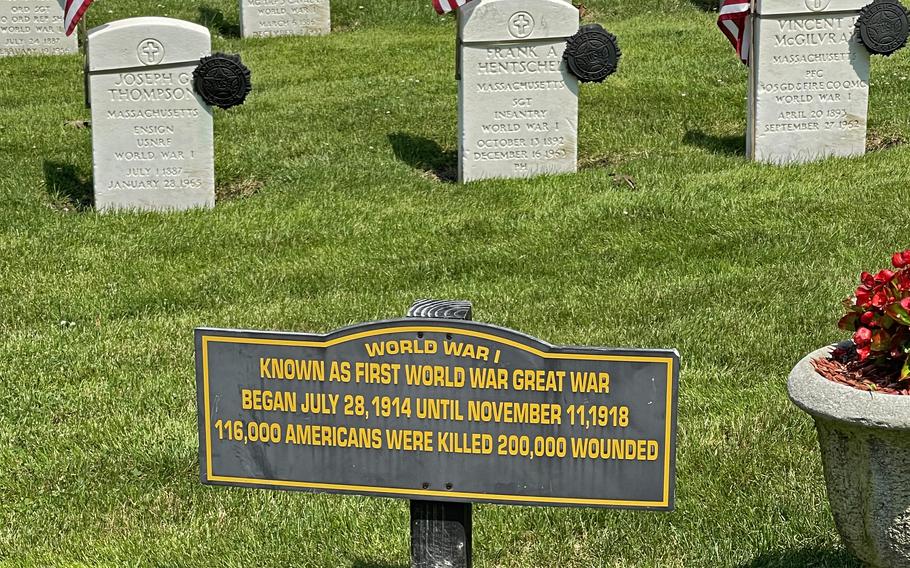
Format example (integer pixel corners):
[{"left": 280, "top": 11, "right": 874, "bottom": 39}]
[{"left": 2, "top": 0, "right": 910, "bottom": 566}]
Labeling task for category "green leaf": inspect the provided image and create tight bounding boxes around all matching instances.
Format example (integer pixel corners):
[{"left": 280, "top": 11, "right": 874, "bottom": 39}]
[
  {"left": 872, "top": 330, "right": 892, "bottom": 351},
  {"left": 902, "top": 357, "right": 910, "bottom": 382},
  {"left": 885, "top": 303, "right": 910, "bottom": 326},
  {"left": 838, "top": 313, "right": 859, "bottom": 330}
]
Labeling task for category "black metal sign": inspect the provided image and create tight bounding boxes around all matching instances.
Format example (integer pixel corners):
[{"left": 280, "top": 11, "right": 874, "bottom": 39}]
[{"left": 196, "top": 319, "right": 679, "bottom": 509}]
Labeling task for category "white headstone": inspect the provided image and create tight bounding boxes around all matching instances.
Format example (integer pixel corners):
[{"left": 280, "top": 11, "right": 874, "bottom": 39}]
[
  {"left": 87, "top": 18, "right": 215, "bottom": 212},
  {"left": 458, "top": 0, "right": 579, "bottom": 183},
  {"left": 748, "top": 0, "right": 872, "bottom": 164},
  {"left": 240, "top": 0, "right": 330, "bottom": 38},
  {"left": 0, "top": 0, "right": 77, "bottom": 57}
]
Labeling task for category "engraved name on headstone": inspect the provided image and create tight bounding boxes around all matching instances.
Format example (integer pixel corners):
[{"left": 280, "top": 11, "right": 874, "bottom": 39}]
[
  {"left": 240, "top": 0, "right": 330, "bottom": 38},
  {"left": 458, "top": 0, "right": 580, "bottom": 183},
  {"left": 87, "top": 18, "right": 215, "bottom": 212},
  {"left": 0, "top": 0, "right": 77, "bottom": 57},
  {"left": 748, "top": 0, "right": 872, "bottom": 164}
]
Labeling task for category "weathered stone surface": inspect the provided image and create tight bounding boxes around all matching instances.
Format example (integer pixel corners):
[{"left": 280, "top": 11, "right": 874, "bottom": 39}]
[
  {"left": 87, "top": 18, "right": 215, "bottom": 212},
  {"left": 457, "top": 0, "right": 579, "bottom": 183},
  {"left": 748, "top": 4, "right": 871, "bottom": 164},
  {"left": 789, "top": 346, "right": 910, "bottom": 567},
  {"left": 240, "top": 0, "right": 330, "bottom": 38},
  {"left": 0, "top": 0, "right": 77, "bottom": 57},
  {"left": 754, "top": 0, "right": 872, "bottom": 16}
]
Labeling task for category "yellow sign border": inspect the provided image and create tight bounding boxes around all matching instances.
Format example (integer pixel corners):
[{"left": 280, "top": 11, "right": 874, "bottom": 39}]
[{"left": 200, "top": 325, "right": 676, "bottom": 508}]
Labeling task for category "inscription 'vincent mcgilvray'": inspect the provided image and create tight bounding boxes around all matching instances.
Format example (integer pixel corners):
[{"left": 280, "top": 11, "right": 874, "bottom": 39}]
[
  {"left": 458, "top": 0, "right": 580, "bottom": 183},
  {"left": 88, "top": 18, "right": 216, "bottom": 211},
  {"left": 748, "top": 1, "right": 871, "bottom": 163},
  {"left": 0, "top": 0, "right": 77, "bottom": 57}
]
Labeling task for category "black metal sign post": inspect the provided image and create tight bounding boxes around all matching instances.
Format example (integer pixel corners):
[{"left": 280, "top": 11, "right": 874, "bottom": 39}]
[
  {"left": 195, "top": 303, "right": 680, "bottom": 567},
  {"left": 406, "top": 301, "right": 474, "bottom": 568}
]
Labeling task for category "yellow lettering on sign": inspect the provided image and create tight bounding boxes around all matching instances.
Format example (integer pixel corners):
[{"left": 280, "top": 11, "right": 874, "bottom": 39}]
[
  {"left": 364, "top": 339, "right": 438, "bottom": 357},
  {"left": 329, "top": 361, "right": 351, "bottom": 382},
  {"left": 353, "top": 362, "right": 401, "bottom": 385},
  {"left": 241, "top": 389, "right": 298, "bottom": 413},
  {"left": 415, "top": 398, "right": 464, "bottom": 421},
  {"left": 570, "top": 438, "right": 660, "bottom": 461},
  {"left": 569, "top": 371, "right": 610, "bottom": 394},
  {"left": 258, "top": 358, "right": 325, "bottom": 381},
  {"left": 436, "top": 432, "right": 494, "bottom": 454},
  {"left": 443, "top": 341, "right": 490, "bottom": 361},
  {"left": 466, "top": 400, "right": 561, "bottom": 425},
  {"left": 404, "top": 365, "right": 465, "bottom": 388},
  {"left": 468, "top": 367, "right": 509, "bottom": 389},
  {"left": 385, "top": 429, "right": 434, "bottom": 452},
  {"left": 512, "top": 369, "right": 565, "bottom": 392}
]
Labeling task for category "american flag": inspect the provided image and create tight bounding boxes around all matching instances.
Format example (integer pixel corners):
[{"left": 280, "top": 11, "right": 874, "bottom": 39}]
[
  {"left": 64, "top": 0, "right": 94, "bottom": 36},
  {"left": 717, "top": 0, "right": 752, "bottom": 65},
  {"left": 434, "top": 0, "right": 475, "bottom": 15}
]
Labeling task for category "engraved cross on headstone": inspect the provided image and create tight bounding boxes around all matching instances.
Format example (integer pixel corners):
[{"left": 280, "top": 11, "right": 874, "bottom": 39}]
[
  {"left": 510, "top": 13, "right": 531, "bottom": 36},
  {"left": 141, "top": 40, "right": 161, "bottom": 63}
]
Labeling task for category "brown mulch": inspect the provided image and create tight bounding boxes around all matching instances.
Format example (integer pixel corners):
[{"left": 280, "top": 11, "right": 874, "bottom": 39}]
[{"left": 813, "top": 357, "right": 910, "bottom": 395}]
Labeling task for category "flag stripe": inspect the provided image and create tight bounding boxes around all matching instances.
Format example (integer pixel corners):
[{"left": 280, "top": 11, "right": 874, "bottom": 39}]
[
  {"left": 434, "top": 0, "right": 473, "bottom": 14},
  {"left": 64, "top": 0, "right": 93, "bottom": 36},
  {"left": 717, "top": 0, "right": 751, "bottom": 65}
]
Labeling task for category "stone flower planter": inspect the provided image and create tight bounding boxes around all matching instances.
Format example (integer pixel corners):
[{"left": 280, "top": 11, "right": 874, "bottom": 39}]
[{"left": 789, "top": 346, "right": 910, "bottom": 568}]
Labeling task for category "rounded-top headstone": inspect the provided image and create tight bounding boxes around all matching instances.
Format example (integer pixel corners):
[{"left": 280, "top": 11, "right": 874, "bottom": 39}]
[
  {"left": 856, "top": 0, "right": 910, "bottom": 56},
  {"left": 87, "top": 17, "right": 210, "bottom": 72},
  {"left": 86, "top": 17, "right": 215, "bottom": 212},
  {"left": 458, "top": 0, "right": 579, "bottom": 43},
  {"left": 753, "top": 0, "right": 874, "bottom": 15},
  {"left": 564, "top": 24, "right": 621, "bottom": 83}
]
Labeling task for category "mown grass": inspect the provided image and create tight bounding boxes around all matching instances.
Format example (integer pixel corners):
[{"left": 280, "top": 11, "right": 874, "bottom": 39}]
[{"left": 2, "top": 0, "right": 909, "bottom": 566}]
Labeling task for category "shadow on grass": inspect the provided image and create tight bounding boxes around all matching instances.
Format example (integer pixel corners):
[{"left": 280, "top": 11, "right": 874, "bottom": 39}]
[
  {"left": 388, "top": 133, "right": 457, "bottom": 183},
  {"left": 43, "top": 160, "right": 93, "bottom": 211},
  {"left": 683, "top": 129, "right": 746, "bottom": 157},
  {"left": 351, "top": 561, "right": 407, "bottom": 568},
  {"left": 198, "top": 5, "right": 240, "bottom": 38},
  {"left": 740, "top": 548, "right": 861, "bottom": 568},
  {"left": 689, "top": 0, "right": 719, "bottom": 11}
]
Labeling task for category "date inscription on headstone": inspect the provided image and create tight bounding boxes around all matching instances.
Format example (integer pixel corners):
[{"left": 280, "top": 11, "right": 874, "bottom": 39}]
[
  {"left": 0, "top": 0, "right": 77, "bottom": 57},
  {"left": 240, "top": 0, "right": 330, "bottom": 38}
]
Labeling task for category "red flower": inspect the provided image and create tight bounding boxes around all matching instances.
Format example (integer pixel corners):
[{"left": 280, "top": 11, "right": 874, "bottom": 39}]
[
  {"left": 840, "top": 253, "right": 910, "bottom": 368},
  {"left": 854, "top": 327, "right": 873, "bottom": 347},
  {"left": 896, "top": 271, "right": 910, "bottom": 292},
  {"left": 872, "top": 290, "right": 893, "bottom": 308},
  {"left": 875, "top": 269, "right": 895, "bottom": 283}
]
